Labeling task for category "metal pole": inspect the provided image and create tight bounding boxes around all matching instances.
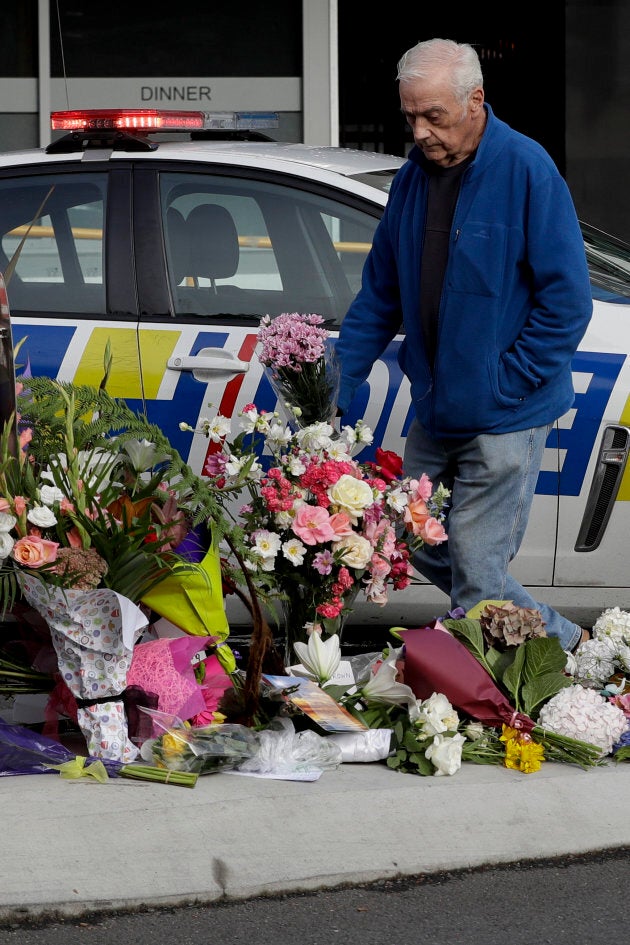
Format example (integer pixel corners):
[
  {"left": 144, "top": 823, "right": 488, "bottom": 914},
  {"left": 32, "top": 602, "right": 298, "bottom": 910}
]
[{"left": 37, "top": 0, "right": 51, "bottom": 148}]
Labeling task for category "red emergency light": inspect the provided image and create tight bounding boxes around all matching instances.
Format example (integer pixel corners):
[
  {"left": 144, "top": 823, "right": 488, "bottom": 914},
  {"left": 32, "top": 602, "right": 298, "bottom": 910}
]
[
  {"left": 50, "top": 109, "right": 206, "bottom": 132},
  {"left": 50, "top": 109, "right": 279, "bottom": 133}
]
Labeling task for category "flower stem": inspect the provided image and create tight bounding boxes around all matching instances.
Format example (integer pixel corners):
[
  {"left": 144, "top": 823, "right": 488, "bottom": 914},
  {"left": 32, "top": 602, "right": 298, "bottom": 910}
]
[{"left": 118, "top": 764, "right": 199, "bottom": 788}]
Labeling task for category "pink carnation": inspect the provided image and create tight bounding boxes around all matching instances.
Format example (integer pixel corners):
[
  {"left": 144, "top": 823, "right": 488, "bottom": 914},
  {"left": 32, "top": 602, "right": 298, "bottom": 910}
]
[{"left": 316, "top": 598, "right": 344, "bottom": 619}]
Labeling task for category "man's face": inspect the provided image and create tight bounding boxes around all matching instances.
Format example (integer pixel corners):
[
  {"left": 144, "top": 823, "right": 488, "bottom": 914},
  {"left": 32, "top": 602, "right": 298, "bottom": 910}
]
[{"left": 399, "top": 72, "right": 485, "bottom": 167}]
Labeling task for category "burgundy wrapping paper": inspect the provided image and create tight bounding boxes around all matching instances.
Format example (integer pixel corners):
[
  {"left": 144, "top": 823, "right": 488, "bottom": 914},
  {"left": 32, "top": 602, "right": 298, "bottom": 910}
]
[{"left": 399, "top": 624, "right": 534, "bottom": 732}]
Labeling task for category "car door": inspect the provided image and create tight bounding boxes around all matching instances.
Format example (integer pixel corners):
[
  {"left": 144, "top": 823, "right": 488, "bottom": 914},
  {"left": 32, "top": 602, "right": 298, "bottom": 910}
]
[{"left": 131, "top": 162, "right": 394, "bottom": 474}]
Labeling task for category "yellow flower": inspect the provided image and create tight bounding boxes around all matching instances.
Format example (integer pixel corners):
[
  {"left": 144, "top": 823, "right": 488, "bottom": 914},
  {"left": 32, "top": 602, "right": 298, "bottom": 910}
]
[
  {"left": 501, "top": 726, "right": 546, "bottom": 774},
  {"left": 503, "top": 738, "right": 523, "bottom": 770},
  {"left": 160, "top": 730, "right": 187, "bottom": 762},
  {"left": 518, "top": 740, "right": 545, "bottom": 774}
]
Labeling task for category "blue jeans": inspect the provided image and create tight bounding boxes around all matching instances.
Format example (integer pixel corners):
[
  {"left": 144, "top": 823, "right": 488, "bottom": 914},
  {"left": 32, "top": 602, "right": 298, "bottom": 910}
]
[{"left": 403, "top": 419, "right": 581, "bottom": 651}]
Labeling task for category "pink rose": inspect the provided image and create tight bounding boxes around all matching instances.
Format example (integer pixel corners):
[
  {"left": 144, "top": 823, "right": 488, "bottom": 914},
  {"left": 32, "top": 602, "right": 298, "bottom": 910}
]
[
  {"left": 328, "top": 511, "right": 354, "bottom": 538},
  {"left": 404, "top": 498, "right": 430, "bottom": 536},
  {"left": 419, "top": 517, "right": 448, "bottom": 545},
  {"left": 370, "top": 552, "right": 391, "bottom": 578},
  {"left": 12, "top": 535, "right": 59, "bottom": 568},
  {"left": 0, "top": 498, "right": 11, "bottom": 513},
  {"left": 292, "top": 505, "right": 336, "bottom": 546},
  {"left": 410, "top": 473, "right": 433, "bottom": 503}
]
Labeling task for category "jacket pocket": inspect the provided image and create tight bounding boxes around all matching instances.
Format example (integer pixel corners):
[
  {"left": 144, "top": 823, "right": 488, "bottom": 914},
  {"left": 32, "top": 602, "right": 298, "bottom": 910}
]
[
  {"left": 487, "top": 350, "right": 530, "bottom": 407},
  {"left": 448, "top": 222, "right": 507, "bottom": 298}
]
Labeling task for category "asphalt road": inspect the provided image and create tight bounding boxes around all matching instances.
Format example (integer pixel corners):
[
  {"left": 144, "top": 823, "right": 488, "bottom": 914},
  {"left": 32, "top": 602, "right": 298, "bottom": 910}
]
[{"left": 1, "top": 848, "right": 627, "bottom": 945}]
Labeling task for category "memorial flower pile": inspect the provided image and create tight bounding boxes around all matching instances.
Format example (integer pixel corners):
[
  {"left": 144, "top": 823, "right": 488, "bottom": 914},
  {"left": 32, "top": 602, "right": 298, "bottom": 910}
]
[{"left": 0, "top": 374, "right": 231, "bottom": 761}]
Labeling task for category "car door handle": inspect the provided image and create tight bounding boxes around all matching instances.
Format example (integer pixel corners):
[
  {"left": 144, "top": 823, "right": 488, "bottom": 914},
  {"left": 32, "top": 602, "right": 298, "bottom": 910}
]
[{"left": 167, "top": 346, "right": 250, "bottom": 381}]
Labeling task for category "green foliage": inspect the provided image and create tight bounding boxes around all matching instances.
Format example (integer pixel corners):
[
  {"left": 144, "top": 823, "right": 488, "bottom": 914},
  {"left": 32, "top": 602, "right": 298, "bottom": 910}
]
[
  {"left": 17, "top": 376, "right": 229, "bottom": 534},
  {"left": 503, "top": 636, "right": 573, "bottom": 718},
  {"left": 445, "top": 615, "right": 574, "bottom": 721},
  {"left": 385, "top": 716, "right": 434, "bottom": 776},
  {"left": 443, "top": 617, "right": 495, "bottom": 677}
]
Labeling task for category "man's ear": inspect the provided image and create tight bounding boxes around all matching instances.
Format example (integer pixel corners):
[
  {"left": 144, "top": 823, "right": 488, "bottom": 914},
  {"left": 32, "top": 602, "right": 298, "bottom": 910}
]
[{"left": 470, "top": 88, "right": 485, "bottom": 113}]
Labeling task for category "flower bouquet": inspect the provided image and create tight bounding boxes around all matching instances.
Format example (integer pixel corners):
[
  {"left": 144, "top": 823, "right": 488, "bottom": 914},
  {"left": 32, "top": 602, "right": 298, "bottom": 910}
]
[
  {"left": 140, "top": 708, "right": 259, "bottom": 775},
  {"left": 554, "top": 606, "right": 630, "bottom": 760},
  {"left": 186, "top": 404, "right": 450, "bottom": 662},
  {"left": 257, "top": 312, "right": 341, "bottom": 430},
  {"left": 0, "top": 716, "right": 198, "bottom": 787},
  {"left": 0, "top": 373, "right": 234, "bottom": 759},
  {"left": 276, "top": 610, "right": 605, "bottom": 777}
]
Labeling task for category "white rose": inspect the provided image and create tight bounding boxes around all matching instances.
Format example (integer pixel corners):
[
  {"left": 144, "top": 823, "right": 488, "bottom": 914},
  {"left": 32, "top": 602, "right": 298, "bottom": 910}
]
[
  {"left": 27, "top": 505, "right": 58, "bottom": 528},
  {"left": 40, "top": 484, "right": 65, "bottom": 506},
  {"left": 328, "top": 474, "right": 374, "bottom": 522},
  {"left": 274, "top": 510, "right": 295, "bottom": 529},
  {"left": 425, "top": 732, "right": 465, "bottom": 776},
  {"left": 414, "top": 692, "right": 460, "bottom": 737},
  {"left": 0, "top": 532, "right": 15, "bottom": 558},
  {"left": 463, "top": 721, "right": 485, "bottom": 741},
  {"left": 333, "top": 533, "right": 372, "bottom": 570},
  {"left": 0, "top": 512, "right": 17, "bottom": 533}
]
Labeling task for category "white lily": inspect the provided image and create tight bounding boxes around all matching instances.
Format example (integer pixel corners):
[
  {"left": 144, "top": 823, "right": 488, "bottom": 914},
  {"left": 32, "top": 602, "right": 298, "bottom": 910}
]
[
  {"left": 293, "top": 632, "right": 341, "bottom": 686},
  {"left": 359, "top": 646, "right": 417, "bottom": 710},
  {"left": 121, "top": 437, "right": 170, "bottom": 472}
]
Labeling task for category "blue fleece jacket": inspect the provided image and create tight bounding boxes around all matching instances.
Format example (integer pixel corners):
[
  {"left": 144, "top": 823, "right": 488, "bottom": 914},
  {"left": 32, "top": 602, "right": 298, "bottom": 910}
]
[{"left": 336, "top": 104, "right": 593, "bottom": 438}]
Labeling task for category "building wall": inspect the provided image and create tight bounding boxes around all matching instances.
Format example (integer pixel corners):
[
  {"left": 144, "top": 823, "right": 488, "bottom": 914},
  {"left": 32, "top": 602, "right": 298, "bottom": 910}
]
[{"left": 566, "top": 0, "right": 630, "bottom": 241}]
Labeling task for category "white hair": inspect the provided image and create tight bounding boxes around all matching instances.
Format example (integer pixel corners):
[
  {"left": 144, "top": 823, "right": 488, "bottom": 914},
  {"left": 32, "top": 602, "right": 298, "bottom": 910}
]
[{"left": 397, "top": 38, "right": 484, "bottom": 105}]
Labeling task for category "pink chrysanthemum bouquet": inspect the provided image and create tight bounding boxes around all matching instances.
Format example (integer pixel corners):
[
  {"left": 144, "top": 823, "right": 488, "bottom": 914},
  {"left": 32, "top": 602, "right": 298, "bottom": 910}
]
[{"left": 257, "top": 312, "right": 340, "bottom": 429}]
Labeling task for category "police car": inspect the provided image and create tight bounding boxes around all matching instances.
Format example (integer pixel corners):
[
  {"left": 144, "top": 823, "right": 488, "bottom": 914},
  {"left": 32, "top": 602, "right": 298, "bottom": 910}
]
[{"left": 1, "top": 107, "right": 629, "bottom": 627}]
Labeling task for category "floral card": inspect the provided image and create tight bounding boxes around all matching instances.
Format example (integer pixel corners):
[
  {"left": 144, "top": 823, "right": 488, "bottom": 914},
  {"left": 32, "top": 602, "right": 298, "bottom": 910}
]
[{"left": 262, "top": 674, "right": 368, "bottom": 733}]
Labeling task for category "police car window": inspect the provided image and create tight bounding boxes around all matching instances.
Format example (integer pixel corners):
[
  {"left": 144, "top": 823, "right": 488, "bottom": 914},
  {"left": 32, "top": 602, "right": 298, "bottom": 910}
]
[
  {"left": 581, "top": 221, "right": 630, "bottom": 304},
  {"left": 160, "top": 172, "right": 379, "bottom": 325},
  {"left": 0, "top": 174, "right": 106, "bottom": 315}
]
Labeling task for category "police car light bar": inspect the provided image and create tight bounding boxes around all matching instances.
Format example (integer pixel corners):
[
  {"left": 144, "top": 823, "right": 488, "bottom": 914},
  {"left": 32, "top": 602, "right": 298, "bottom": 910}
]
[{"left": 50, "top": 109, "right": 279, "bottom": 133}]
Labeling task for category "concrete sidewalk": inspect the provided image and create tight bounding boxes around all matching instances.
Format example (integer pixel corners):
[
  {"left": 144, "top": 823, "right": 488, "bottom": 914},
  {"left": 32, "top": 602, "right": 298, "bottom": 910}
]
[{"left": 1, "top": 753, "right": 629, "bottom": 923}]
